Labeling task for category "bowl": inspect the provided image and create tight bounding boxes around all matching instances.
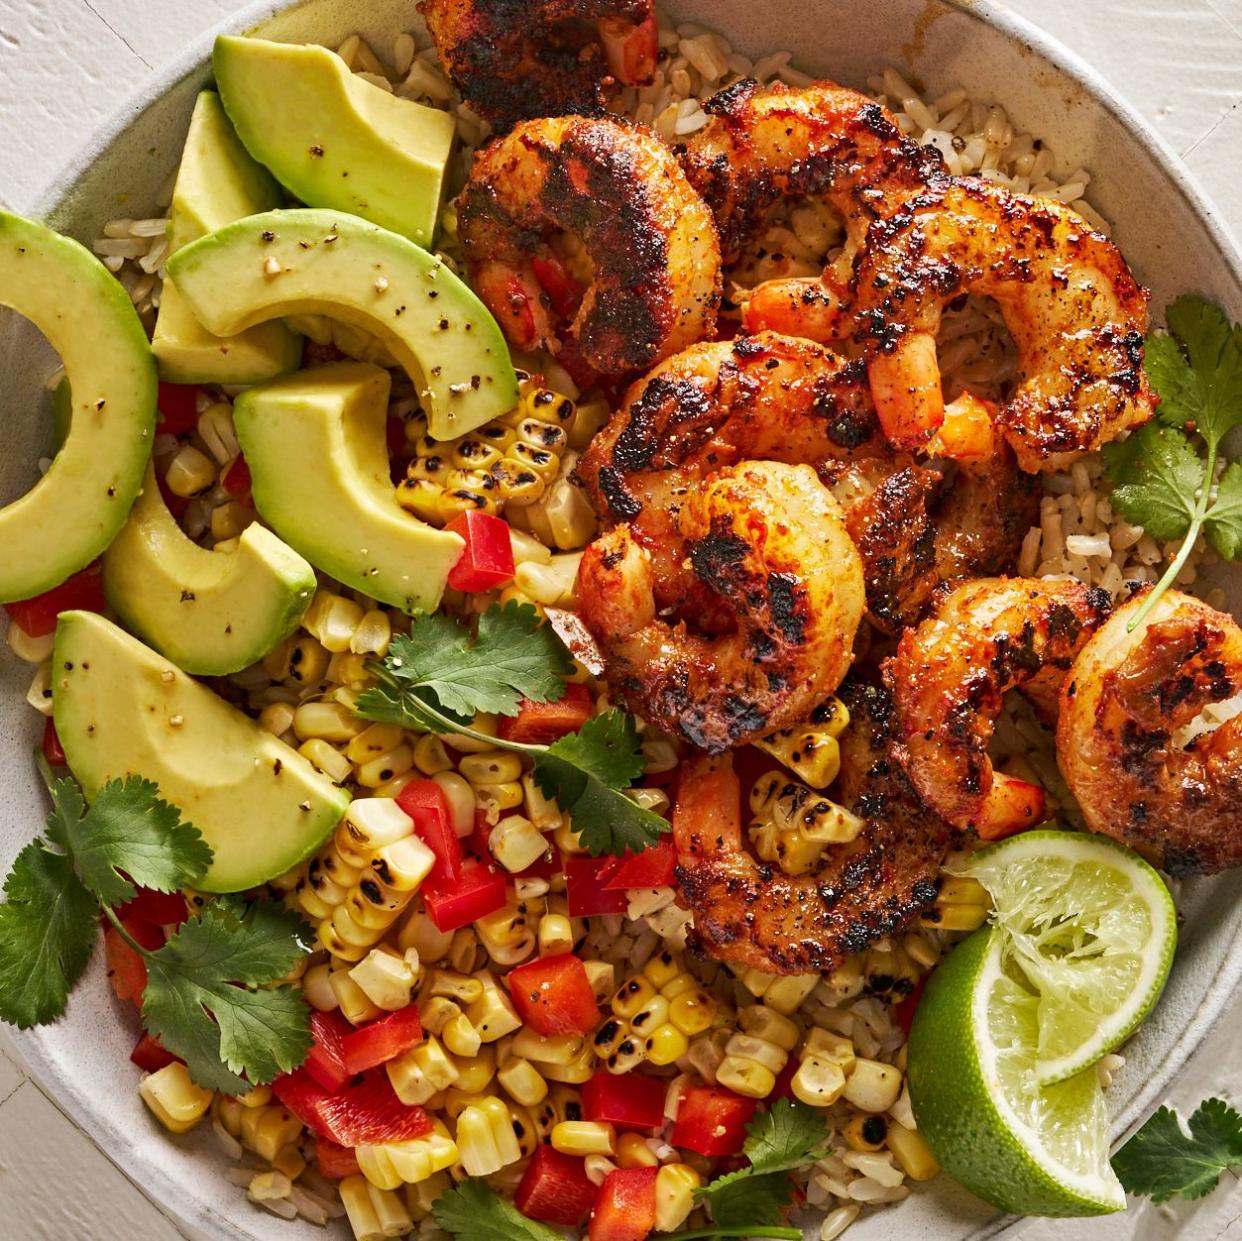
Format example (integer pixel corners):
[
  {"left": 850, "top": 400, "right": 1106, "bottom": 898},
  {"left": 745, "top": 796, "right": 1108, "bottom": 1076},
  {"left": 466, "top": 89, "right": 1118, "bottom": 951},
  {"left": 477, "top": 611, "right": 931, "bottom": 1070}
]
[{"left": 2, "top": 1, "right": 1241, "bottom": 1238}]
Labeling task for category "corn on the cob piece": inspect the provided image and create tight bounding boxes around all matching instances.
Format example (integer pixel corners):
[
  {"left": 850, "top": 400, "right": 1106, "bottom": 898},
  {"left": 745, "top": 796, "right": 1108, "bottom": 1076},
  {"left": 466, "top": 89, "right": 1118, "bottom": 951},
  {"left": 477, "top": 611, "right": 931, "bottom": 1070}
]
[
  {"left": 748, "top": 770, "right": 865, "bottom": 875},
  {"left": 754, "top": 695, "right": 850, "bottom": 789},
  {"left": 918, "top": 872, "right": 991, "bottom": 932}
]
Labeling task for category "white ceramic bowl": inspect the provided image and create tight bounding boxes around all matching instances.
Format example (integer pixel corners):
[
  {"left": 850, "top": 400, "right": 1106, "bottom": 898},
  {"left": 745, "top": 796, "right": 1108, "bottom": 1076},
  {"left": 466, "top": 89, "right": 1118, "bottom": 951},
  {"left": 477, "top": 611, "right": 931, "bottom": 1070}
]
[{"left": 3, "top": 2, "right": 1241, "bottom": 1238}]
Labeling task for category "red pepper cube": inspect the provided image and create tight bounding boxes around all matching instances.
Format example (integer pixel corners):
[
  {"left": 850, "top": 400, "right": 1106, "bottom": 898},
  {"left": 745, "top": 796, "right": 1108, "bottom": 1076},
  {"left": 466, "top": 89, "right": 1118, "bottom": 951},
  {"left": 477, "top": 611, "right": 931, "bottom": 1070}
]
[
  {"left": 116, "top": 887, "right": 189, "bottom": 928},
  {"left": 222, "top": 454, "right": 252, "bottom": 502},
  {"left": 41, "top": 718, "right": 65, "bottom": 767},
  {"left": 315, "top": 1139, "right": 361, "bottom": 1180},
  {"left": 588, "top": 1166, "right": 658, "bottom": 1241},
  {"left": 272, "top": 1069, "right": 433, "bottom": 1147},
  {"left": 565, "top": 856, "right": 630, "bottom": 918},
  {"left": 130, "top": 1032, "right": 177, "bottom": 1074},
  {"left": 104, "top": 917, "right": 163, "bottom": 1006},
  {"left": 515, "top": 1144, "right": 597, "bottom": 1227},
  {"left": 509, "top": 953, "right": 599, "bottom": 1037},
  {"left": 396, "top": 780, "right": 462, "bottom": 887},
  {"left": 582, "top": 1071, "right": 666, "bottom": 1131},
  {"left": 156, "top": 381, "right": 200, "bottom": 436},
  {"left": 422, "top": 859, "right": 507, "bottom": 934},
  {"left": 671, "top": 1085, "right": 758, "bottom": 1157},
  {"left": 305, "top": 1010, "right": 354, "bottom": 1093},
  {"left": 341, "top": 1005, "right": 424, "bottom": 1076},
  {"left": 603, "top": 838, "right": 676, "bottom": 891},
  {"left": 445, "top": 511, "right": 515, "bottom": 593},
  {"left": 499, "top": 683, "right": 594, "bottom": 745},
  {"left": 5, "top": 562, "right": 106, "bottom": 637}
]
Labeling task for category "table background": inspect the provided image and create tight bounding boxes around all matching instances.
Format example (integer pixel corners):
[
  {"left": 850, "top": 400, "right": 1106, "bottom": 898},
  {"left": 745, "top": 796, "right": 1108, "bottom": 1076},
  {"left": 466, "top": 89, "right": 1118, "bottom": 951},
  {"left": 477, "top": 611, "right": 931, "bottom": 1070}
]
[{"left": 0, "top": 0, "right": 1240, "bottom": 1237}]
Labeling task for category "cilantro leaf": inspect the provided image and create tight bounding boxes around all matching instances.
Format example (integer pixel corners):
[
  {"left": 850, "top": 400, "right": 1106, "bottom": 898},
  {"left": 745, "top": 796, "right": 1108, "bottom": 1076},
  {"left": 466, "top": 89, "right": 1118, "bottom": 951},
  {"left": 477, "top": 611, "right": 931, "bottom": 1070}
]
[
  {"left": 1102, "top": 423, "right": 1203, "bottom": 540},
  {"left": 1154, "top": 296, "right": 1242, "bottom": 446},
  {"left": 1205, "top": 459, "right": 1242, "bottom": 559},
  {"left": 0, "top": 841, "right": 98, "bottom": 1027},
  {"left": 532, "top": 711, "right": 668, "bottom": 855},
  {"left": 44, "top": 775, "right": 211, "bottom": 907},
  {"left": 703, "top": 1171, "right": 798, "bottom": 1228},
  {"left": 432, "top": 1179, "right": 562, "bottom": 1241},
  {"left": 142, "top": 898, "right": 313, "bottom": 1094},
  {"left": 1112, "top": 1098, "right": 1242, "bottom": 1202}
]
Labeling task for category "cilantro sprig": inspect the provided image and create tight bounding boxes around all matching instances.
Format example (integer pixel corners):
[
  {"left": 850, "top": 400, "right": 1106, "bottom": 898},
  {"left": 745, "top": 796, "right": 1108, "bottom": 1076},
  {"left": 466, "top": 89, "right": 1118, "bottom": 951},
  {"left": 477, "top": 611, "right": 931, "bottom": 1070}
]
[
  {"left": 1112, "top": 1097, "right": 1242, "bottom": 1203},
  {"left": 356, "top": 603, "right": 667, "bottom": 856},
  {"left": 1103, "top": 295, "right": 1242, "bottom": 629},
  {"left": 0, "top": 758, "right": 312, "bottom": 1093}
]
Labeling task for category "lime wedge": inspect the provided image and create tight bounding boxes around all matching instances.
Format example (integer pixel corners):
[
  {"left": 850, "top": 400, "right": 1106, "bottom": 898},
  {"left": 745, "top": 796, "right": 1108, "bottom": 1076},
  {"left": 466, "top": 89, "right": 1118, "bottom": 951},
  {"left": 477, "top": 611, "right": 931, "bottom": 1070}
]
[
  {"left": 954, "top": 830, "right": 1177, "bottom": 1085},
  {"left": 907, "top": 925, "right": 1127, "bottom": 1217}
]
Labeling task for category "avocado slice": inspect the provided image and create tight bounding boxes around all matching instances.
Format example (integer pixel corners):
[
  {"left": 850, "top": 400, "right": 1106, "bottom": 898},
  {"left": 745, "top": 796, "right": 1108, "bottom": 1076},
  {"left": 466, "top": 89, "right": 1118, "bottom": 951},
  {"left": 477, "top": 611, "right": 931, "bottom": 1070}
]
[
  {"left": 234, "top": 362, "right": 464, "bottom": 613},
  {"left": 102, "top": 463, "right": 317, "bottom": 676},
  {"left": 213, "top": 35, "right": 456, "bottom": 248},
  {"left": 152, "top": 91, "right": 302, "bottom": 385},
  {"left": 53, "top": 611, "right": 350, "bottom": 893},
  {"left": 166, "top": 208, "right": 519, "bottom": 440},
  {"left": 0, "top": 212, "right": 156, "bottom": 603}
]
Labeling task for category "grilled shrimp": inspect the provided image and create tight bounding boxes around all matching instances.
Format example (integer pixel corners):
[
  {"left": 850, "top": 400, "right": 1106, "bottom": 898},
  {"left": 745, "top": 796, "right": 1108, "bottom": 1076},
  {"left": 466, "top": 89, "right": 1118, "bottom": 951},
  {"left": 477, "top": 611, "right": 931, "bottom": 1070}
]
[
  {"left": 680, "top": 79, "right": 945, "bottom": 341},
  {"left": 672, "top": 677, "right": 952, "bottom": 975},
  {"left": 577, "top": 460, "right": 864, "bottom": 752},
  {"left": 419, "top": 0, "right": 657, "bottom": 130},
  {"left": 886, "top": 577, "right": 1111, "bottom": 837},
  {"left": 457, "top": 115, "right": 722, "bottom": 383},
  {"left": 1058, "top": 590, "right": 1242, "bottom": 875},
  {"left": 855, "top": 177, "right": 1155, "bottom": 470}
]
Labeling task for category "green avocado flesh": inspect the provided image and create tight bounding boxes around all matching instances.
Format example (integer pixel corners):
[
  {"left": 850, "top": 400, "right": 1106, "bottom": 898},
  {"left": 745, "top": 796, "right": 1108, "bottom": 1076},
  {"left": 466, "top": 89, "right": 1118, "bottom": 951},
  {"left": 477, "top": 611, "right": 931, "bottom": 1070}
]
[
  {"left": 213, "top": 35, "right": 456, "bottom": 247},
  {"left": 152, "top": 91, "right": 302, "bottom": 385},
  {"left": 102, "top": 463, "right": 317, "bottom": 676},
  {"left": 166, "top": 207, "right": 519, "bottom": 439},
  {"left": 233, "top": 362, "right": 464, "bottom": 612},
  {"left": 0, "top": 212, "right": 156, "bottom": 603},
  {"left": 53, "top": 612, "right": 349, "bottom": 893}
]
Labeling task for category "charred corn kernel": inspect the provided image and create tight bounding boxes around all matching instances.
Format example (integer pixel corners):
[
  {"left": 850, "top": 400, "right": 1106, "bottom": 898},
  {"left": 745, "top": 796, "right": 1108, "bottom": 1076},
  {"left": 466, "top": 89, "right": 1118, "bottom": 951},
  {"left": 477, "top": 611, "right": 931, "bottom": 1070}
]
[
  {"left": 863, "top": 941, "right": 920, "bottom": 999},
  {"left": 476, "top": 901, "right": 537, "bottom": 966},
  {"left": 626, "top": 786, "right": 670, "bottom": 816},
  {"left": 654, "top": 1164, "right": 701, "bottom": 1232},
  {"left": 541, "top": 470, "right": 597, "bottom": 550},
  {"left": 630, "top": 995, "right": 670, "bottom": 1038},
  {"left": 340, "top": 882, "right": 405, "bottom": 932},
  {"left": 139, "top": 1063, "right": 213, "bottom": 1134},
  {"left": 512, "top": 1029, "right": 587, "bottom": 1067},
  {"left": 538, "top": 913, "right": 574, "bottom": 957},
  {"left": 792, "top": 1055, "right": 847, "bottom": 1107},
  {"left": 466, "top": 972, "right": 522, "bottom": 1042},
  {"left": 583, "top": 960, "right": 615, "bottom": 1001},
  {"left": 304, "top": 591, "right": 365, "bottom": 653},
  {"left": 330, "top": 969, "right": 384, "bottom": 1025},
  {"left": 886, "top": 1120, "right": 940, "bottom": 1181},
  {"left": 210, "top": 500, "right": 250, "bottom": 542},
  {"left": 456, "top": 1096, "right": 523, "bottom": 1176},
  {"left": 747, "top": 970, "right": 819, "bottom": 1015},
  {"left": 397, "top": 909, "right": 452, "bottom": 961},
  {"left": 521, "top": 773, "right": 562, "bottom": 830},
  {"left": 303, "top": 963, "right": 339, "bottom": 1012},
  {"left": 165, "top": 444, "right": 214, "bottom": 496},
  {"left": 368, "top": 1179, "right": 413, "bottom": 1239},
  {"left": 716, "top": 1057, "right": 776, "bottom": 1099},
  {"left": 474, "top": 782, "right": 525, "bottom": 819},
  {"left": 356, "top": 745, "right": 415, "bottom": 788},
  {"left": 552, "top": 1121, "right": 615, "bottom": 1157},
  {"left": 616, "top": 1132, "right": 659, "bottom": 1169},
  {"left": 902, "top": 932, "right": 940, "bottom": 972},
  {"left": 350, "top": 946, "right": 418, "bottom": 1011},
  {"left": 540, "top": 1039, "right": 597, "bottom": 1084},
  {"left": 498, "top": 1057, "right": 548, "bottom": 1108},
  {"left": 347, "top": 723, "right": 406, "bottom": 765},
  {"left": 460, "top": 752, "right": 525, "bottom": 785},
  {"left": 749, "top": 771, "right": 864, "bottom": 875},
  {"left": 612, "top": 975, "right": 658, "bottom": 1020},
  {"left": 388, "top": 1037, "right": 459, "bottom": 1106},
  {"left": 515, "top": 554, "right": 581, "bottom": 607},
  {"left": 26, "top": 662, "right": 53, "bottom": 716},
  {"left": 644, "top": 1024, "right": 689, "bottom": 1067},
  {"left": 667, "top": 988, "right": 718, "bottom": 1037},
  {"left": 351, "top": 609, "right": 392, "bottom": 656},
  {"left": 419, "top": 997, "right": 461, "bottom": 1038},
  {"left": 844, "top": 1111, "right": 889, "bottom": 1152},
  {"left": 430, "top": 771, "right": 476, "bottom": 835},
  {"left": 272, "top": 1144, "right": 306, "bottom": 1181},
  {"left": 412, "top": 733, "right": 453, "bottom": 776},
  {"left": 726, "top": 1031, "right": 788, "bottom": 1075},
  {"left": 326, "top": 650, "right": 373, "bottom": 691},
  {"left": 449, "top": 929, "right": 480, "bottom": 974},
  {"left": 823, "top": 954, "right": 865, "bottom": 1000},
  {"left": 843, "top": 1059, "right": 903, "bottom": 1113},
  {"left": 257, "top": 701, "right": 297, "bottom": 738},
  {"left": 755, "top": 697, "right": 848, "bottom": 790},
  {"left": 641, "top": 952, "right": 679, "bottom": 990},
  {"left": 371, "top": 835, "right": 436, "bottom": 894},
  {"left": 803, "top": 1029, "right": 856, "bottom": 1072},
  {"left": 428, "top": 969, "right": 484, "bottom": 1004},
  {"left": 6, "top": 622, "right": 54, "bottom": 663},
  {"left": 740, "top": 1005, "right": 800, "bottom": 1051},
  {"left": 920, "top": 874, "right": 991, "bottom": 932},
  {"left": 298, "top": 738, "right": 352, "bottom": 784},
  {"left": 452, "top": 1043, "right": 496, "bottom": 1094},
  {"left": 341, "top": 798, "right": 414, "bottom": 853},
  {"left": 405, "top": 1169, "right": 450, "bottom": 1221},
  {"left": 489, "top": 815, "right": 551, "bottom": 874},
  {"left": 294, "top": 701, "right": 365, "bottom": 743}
]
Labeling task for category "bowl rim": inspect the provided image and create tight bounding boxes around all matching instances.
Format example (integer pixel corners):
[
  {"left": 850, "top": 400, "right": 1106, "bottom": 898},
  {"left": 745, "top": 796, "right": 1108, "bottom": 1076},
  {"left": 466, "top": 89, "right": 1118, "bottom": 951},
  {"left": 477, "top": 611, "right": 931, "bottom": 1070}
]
[{"left": 11, "top": 1, "right": 1242, "bottom": 1238}]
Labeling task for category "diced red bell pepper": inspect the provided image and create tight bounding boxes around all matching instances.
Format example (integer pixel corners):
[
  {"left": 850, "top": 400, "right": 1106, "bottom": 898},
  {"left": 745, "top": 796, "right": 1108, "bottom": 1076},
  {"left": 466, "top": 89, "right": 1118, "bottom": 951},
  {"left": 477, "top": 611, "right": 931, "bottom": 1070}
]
[
  {"left": 471, "top": 812, "right": 561, "bottom": 879},
  {"left": 315, "top": 1139, "right": 361, "bottom": 1180},
  {"left": 396, "top": 780, "right": 461, "bottom": 887},
  {"left": 515, "top": 1144, "right": 598, "bottom": 1227},
  {"left": 305, "top": 1010, "right": 354, "bottom": 1093},
  {"left": 5, "top": 563, "right": 106, "bottom": 637},
  {"left": 222, "top": 455, "right": 252, "bottom": 503},
  {"left": 499, "top": 683, "right": 594, "bottom": 745},
  {"left": 672, "top": 1085, "right": 758, "bottom": 1157},
  {"left": 272, "top": 1068, "right": 433, "bottom": 1147},
  {"left": 565, "top": 856, "right": 629, "bottom": 918},
  {"left": 386, "top": 415, "right": 409, "bottom": 461},
  {"left": 104, "top": 918, "right": 163, "bottom": 1005},
  {"left": 589, "top": 1166, "right": 658, "bottom": 1241},
  {"left": 130, "top": 1032, "right": 178, "bottom": 1073},
  {"left": 41, "top": 718, "right": 65, "bottom": 767},
  {"left": 156, "top": 382, "right": 199, "bottom": 436},
  {"left": 893, "top": 975, "right": 927, "bottom": 1038},
  {"left": 603, "top": 838, "right": 676, "bottom": 891},
  {"left": 116, "top": 887, "right": 188, "bottom": 928},
  {"left": 341, "top": 1005, "right": 424, "bottom": 1076},
  {"left": 582, "top": 1071, "right": 666, "bottom": 1131},
  {"left": 422, "top": 859, "right": 507, "bottom": 933},
  {"left": 769, "top": 1056, "right": 798, "bottom": 1103},
  {"left": 445, "top": 510, "right": 515, "bottom": 593},
  {"left": 531, "top": 253, "right": 584, "bottom": 320},
  {"left": 509, "top": 954, "right": 599, "bottom": 1037}
]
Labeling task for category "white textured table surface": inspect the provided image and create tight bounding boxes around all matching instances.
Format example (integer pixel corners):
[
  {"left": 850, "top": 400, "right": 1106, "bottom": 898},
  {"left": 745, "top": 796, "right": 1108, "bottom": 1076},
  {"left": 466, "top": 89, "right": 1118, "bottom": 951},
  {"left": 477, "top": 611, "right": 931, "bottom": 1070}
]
[{"left": 1, "top": 1, "right": 1241, "bottom": 1238}]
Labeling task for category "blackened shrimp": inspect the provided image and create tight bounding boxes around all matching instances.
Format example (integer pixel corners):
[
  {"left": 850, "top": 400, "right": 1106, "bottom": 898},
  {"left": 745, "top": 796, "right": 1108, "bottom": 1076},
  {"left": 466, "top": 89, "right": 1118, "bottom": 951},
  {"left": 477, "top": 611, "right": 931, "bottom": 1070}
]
[
  {"left": 577, "top": 460, "right": 864, "bottom": 752},
  {"left": 419, "top": 0, "right": 657, "bottom": 130},
  {"left": 855, "top": 177, "right": 1155, "bottom": 469},
  {"left": 680, "top": 79, "right": 945, "bottom": 341},
  {"left": 672, "top": 677, "right": 952, "bottom": 975},
  {"left": 1058, "top": 589, "right": 1242, "bottom": 875},
  {"left": 886, "top": 577, "right": 1111, "bottom": 838},
  {"left": 457, "top": 115, "right": 722, "bottom": 383}
]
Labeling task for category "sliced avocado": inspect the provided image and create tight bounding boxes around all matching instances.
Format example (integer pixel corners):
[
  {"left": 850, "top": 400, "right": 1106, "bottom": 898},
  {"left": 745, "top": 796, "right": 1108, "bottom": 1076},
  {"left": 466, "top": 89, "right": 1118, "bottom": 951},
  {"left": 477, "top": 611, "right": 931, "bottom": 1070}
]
[
  {"left": 166, "top": 208, "right": 518, "bottom": 439},
  {"left": 50, "top": 377, "right": 72, "bottom": 453},
  {"left": 102, "top": 463, "right": 317, "bottom": 676},
  {"left": 213, "top": 35, "right": 456, "bottom": 248},
  {"left": 53, "top": 611, "right": 350, "bottom": 893},
  {"left": 152, "top": 91, "right": 301, "bottom": 385},
  {"left": 0, "top": 212, "right": 156, "bottom": 603},
  {"left": 233, "top": 362, "right": 464, "bottom": 613}
]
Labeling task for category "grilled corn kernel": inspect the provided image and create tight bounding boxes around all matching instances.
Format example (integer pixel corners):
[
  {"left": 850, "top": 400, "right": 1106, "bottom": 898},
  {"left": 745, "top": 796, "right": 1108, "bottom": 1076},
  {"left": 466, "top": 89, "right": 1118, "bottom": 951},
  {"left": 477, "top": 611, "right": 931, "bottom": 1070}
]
[
  {"left": 4, "top": 622, "right": 52, "bottom": 663},
  {"left": 346, "top": 723, "right": 405, "bottom": 765},
  {"left": 715, "top": 1057, "right": 776, "bottom": 1099},
  {"left": 330, "top": 969, "right": 385, "bottom": 1025},
  {"left": 844, "top": 1111, "right": 889, "bottom": 1152},
  {"left": 356, "top": 745, "right": 415, "bottom": 788},
  {"left": 843, "top": 1058, "right": 903, "bottom": 1114},
  {"left": 412, "top": 733, "right": 453, "bottom": 776},
  {"left": 540, "top": 1038, "right": 597, "bottom": 1084},
  {"left": 139, "top": 1063, "right": 213, "bottom": 1134},
  {"left": 210, "top": 500, "right": 251, "bottom": 542},
  {"left": 197, "top": 400, "right": 239, "bottom": 463},
  {"left": 612, "top": 976, "right": 658, "bottom": 1020},
  {"left": 521, "top": 772, "right": 562, "bottom": 830},
  {"left": 257, "top": 701, "right": 297, "bottom": 738},
  {"left": 583, "top": 960, "right": 615, "bottom": 1001},
  {"left": 803, "top": 1029, "right": 856, "bottom": 1072},
  {"left": 476, "top": 901, "right": 537, "bottom": 966},
  {"left": 498, "top": 1056, "right": 548, "bottom": 1108},
  {"left": 466, "top": 973, "right": 522, "bottom": 1042},
  {"left": 792, "top": 1054, "right": 847, "bottom": 1107},
  {"left": 442, "top": 1012, "right": 482, "bottom": 1059},
  {"left": 388, "top": 1036, "right": 459, "bottom": 1106},
  {"left": 515, "top": 554, "right": 581, "bottom": 607},
  {"left": 655, "top": 1164, "right": 701, "bottom": 1232},
  {"left": 667, "top": 988, "right": 717, "bottom": 1037},
  {"left": 26, "top": 662, "right": 53, "bottom": 716},
  {"left": 303, "top": 962, "right": 339, "bottom": 1012},
  {"left": 460, "top": 752, "right": 524, "bottom": 785},
  {"left": 295, "top": 701, "right": 365, "bottom": 743},
  {"left": 538, "top": 913, "right": 574, "bottom": 957},
  {"left": 304, "top": 591, "right": 365, "bottom": 653},
  {"left": 511, "top": 1029, "right": 587, "bottom": 1067},
  {"left": 405, "top": 1169, "right": 450, "bottom": 1221},
  {"left": 644, "top": 1023, "right": 689, "bottom": 1067},
  {"left": 350, "top": 946, "right": 418, "bottom": 1011},
  {"left": 286, "top": 637, "right": 330, "bottom": 684},
  {"left": 754, "top": 696, "right": 848, "bottom": 789},
  {"left": 271, "top": 1144, "right": 306, "bottom": 1181},
  {"left": 749, "top": 970, "right": 820, "bottom": 1015},
  {"left": 371, "top": 835, "right": 436, "bottom": 893},
  {"left": 165, "top": 444, "right": 215, "bottom": 497},
  {"left": 919, "top": 874, "right": 991, "bottom": 932},
  {"left": 488, "top": 815, "right": 549, "bottom": 874},
  {"left": 615, "top": 1132, "right": 659, "bottom": 1169},
  {"left": 452, "top": 1043, "right": 496, "bottom": 1094},
  {"left": 357, "top": 1129, "right": 459, "bottom": 1191},
  {"left": 456, "top": 1096, "right": 522, "bottom": 1176},
  {"left": 552, "top": 1121, "right": 615, "bottom": 1157},
  {"left": 351, "top": 609, "right": 392, "bottom": 657},
  {"left": 429, "top": 771, "right": 476, "bottom": 836},
  {"left": 397, "top": 909, "right": 453, "bottom": 961},
  {"left": 427, "top": 968, "right": 484, "bottom": 1004},
  {"left": 341, "top": 798, "right": 415, "bottom": 852},
  {"left": 740, "top": 1005, "right": 800, "bottom": 1051},
  {"left": 886, "top": 1121, "right": 940, "bottom": 1181},
  {"left": 298, "top": 738, "right": 352, "bottom": 784}
]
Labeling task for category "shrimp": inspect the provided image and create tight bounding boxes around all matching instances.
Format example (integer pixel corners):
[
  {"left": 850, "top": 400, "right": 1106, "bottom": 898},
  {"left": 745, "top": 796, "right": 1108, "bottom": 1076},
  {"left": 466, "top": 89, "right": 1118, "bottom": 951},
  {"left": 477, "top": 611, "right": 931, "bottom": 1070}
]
[
  {"left": 419, "top": 0, "right": 657, "bottom": 130},
  {"left": 855, "top": 177, "right": 1155, "bottom": 470},
  {"left": 672, "top": 677, "right": 953, "bottom": 975},
  {"left": 1058, "top": 589, "right": 1242, "bottom": 875},
  {"left": 577, "top": 460, "right": 865, "bottom": 752},
  {"left": 679, "top": 79, "right": 945, "bottom": 342},
  {"left": 457, "top": 115, "right": 722, "bottom": 383},
  {"left": 885, "top": 577, "right": 1112, "bottom": 838}
]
